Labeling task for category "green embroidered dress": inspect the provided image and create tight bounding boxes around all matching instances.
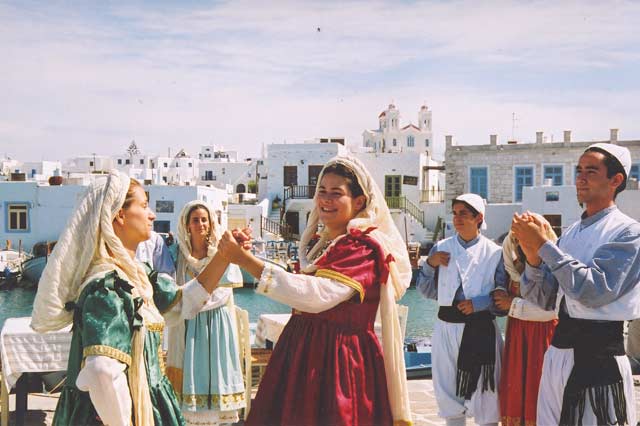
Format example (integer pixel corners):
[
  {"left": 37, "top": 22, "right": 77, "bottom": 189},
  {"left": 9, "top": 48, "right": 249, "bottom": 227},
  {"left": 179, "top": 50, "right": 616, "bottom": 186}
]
[{"left": 53, "top": 270, "right": 185, "bottom": 426}]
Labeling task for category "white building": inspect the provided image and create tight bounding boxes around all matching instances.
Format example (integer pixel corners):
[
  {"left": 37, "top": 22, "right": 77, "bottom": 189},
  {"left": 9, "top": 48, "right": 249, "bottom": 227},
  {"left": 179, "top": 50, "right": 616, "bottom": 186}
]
[
  {"left": 63, "top": 155, "right": 113, "bottom": 174},
  {"left": 0, "top": 179, "right": 230, "bottom": 253},
  {"left": 362, "top": 104, "right": 433, "bottom": 155}
]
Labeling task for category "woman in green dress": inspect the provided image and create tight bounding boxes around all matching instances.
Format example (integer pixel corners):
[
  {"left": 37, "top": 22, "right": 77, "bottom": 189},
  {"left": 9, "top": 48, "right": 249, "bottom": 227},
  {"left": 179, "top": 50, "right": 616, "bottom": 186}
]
[{"left": 31, "top": 171, "right": 237, "bottom": 426}]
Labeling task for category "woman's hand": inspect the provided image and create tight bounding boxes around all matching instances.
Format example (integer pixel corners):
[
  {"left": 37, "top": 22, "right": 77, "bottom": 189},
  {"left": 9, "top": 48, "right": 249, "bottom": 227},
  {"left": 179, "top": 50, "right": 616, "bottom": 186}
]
[
  {"left": 492, "top": 289, "right": 514, "bottom": 312},
  {"left": 231, "top": 227, "right": 253, "bottom": 250},
  {"left": 219, "top": 231, "right": 249, "bottom": 263}
]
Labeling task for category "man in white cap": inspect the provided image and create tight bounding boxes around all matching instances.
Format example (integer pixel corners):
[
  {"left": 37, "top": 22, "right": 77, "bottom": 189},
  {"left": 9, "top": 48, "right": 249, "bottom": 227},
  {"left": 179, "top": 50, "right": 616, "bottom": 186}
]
[
  {"left": 512, "top": 143, "right": 640, "bottom": 425},
  {"left": 417, "top": 193, "right": 507, "bottom": 426}
]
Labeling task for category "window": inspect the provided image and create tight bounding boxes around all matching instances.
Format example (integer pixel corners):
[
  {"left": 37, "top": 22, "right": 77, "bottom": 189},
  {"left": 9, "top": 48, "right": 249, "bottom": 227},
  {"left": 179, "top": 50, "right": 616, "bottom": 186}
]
[
  {"left": 425, "top": 139, "right": 430, "bottom": 147},
  {"left": 89, "top": 161, "right": 94, "bottom": 167},
  {"left": 7, "top": 203, "right": 29, "bottom": 231},
  {"left": 204, "top": 171, "right": 213, "bottom": 181},
  {"left": 156, "top": 200, "right": 174, "bottom": 213},
  {"left": 163, "top": 162, "right": 168, "bottom": 168},
  {"left": 118, "top": 159, "right": 122, "bottom": 165},
  {"left": 543, "top": 165, "right": 563, "bottom": 186},
  {"left": 631, "top": 163, "right": 639, "bottom": 181},
  {"left": 222, "top": 167, "right": 225, "bottom": 175},
  {"left": 407, "top": 136, "right": 415, "bottom": 147},
  {"left": 125, "top": 159, "right": 130, "bottom": 165},
  {"left": 469, "top": 167, "right": 488, "bottom": 199},
  {"left": 31, "top": 169, "right": 36, "bottom": 177},
  {"left": 140, "top": 159, "right": 144, "bottom": 165},
  {"left": 384, "top": 175, "right": 401, "bottom": 197},
  {"left": 392, "top": 139, "right": 397, "bottom": 147},
  {"left": 153, "top": 220, "right": 171, "bottom": 233},
  {"left": 515, "top": 166, "right": 534, "bottom": 202},
  {"left": 188, "top": 162, "right": 193, "bottom": 167}
]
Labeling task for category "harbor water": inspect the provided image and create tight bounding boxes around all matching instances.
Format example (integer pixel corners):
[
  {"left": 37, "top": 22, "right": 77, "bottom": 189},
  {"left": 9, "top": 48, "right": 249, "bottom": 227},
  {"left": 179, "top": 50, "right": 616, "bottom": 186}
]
[{"left": 0, "top": 286, "right": 443, "bottom": 339}]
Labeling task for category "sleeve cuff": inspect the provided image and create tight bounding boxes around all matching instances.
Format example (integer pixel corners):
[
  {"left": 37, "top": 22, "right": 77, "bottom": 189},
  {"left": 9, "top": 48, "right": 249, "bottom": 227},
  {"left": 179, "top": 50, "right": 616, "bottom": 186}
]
[
  {"left": 509, "top": 297, "right": 523, "bottom": 317},
  {"left": 418, "top": 259, "right": 436, "bottom": 279},
  {"left": 471, "top": 295, "right": 491, "bottom": 312},
  {"left": 184, "top": 277, "right": 211, "bottom": 309},
  {"left": 256, "top": 263, "right": 275, "bottom": 295},
  {"left": 538, "top": 240, "right": 565, "bottom": 268}
]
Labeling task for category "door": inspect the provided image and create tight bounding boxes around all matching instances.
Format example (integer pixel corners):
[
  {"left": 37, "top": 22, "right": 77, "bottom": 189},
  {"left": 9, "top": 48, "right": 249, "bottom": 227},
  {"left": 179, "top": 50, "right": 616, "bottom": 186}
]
[
  {"left": 308, "top": 165, "right": 323, "bottom": 198},
  {"left": 284, "top": 166, "right": 298, "bottom": 187},
  {"left": 285, "top": 211, "right": 300, "bottom": 236},
  {"left": 385, "top": 175, "right": 401, "bottom": 197}
]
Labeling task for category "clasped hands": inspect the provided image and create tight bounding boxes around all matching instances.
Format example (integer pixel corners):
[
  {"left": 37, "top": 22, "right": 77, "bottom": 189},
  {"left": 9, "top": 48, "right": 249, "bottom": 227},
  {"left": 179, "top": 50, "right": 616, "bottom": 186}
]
[
  {"left": 218, "top": 227, "right": 253, "bottom": 264},
  {"left": 510, "top": 211, "right": 550, "bottom": 267}
]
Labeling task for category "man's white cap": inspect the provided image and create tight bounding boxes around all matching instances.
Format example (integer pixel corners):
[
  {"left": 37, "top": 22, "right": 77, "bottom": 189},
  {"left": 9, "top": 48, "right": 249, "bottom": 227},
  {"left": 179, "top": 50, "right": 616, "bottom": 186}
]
[
  {"left": 587, "top": 143, "right": 632, "bottom": 178},
  {"left": 453, "top": 193, "right": 487, "bottom": 230}
]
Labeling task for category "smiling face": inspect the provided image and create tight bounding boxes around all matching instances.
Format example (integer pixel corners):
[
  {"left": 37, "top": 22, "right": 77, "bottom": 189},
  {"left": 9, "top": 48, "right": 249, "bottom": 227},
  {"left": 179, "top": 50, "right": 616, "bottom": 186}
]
[
  {"left": 452, "top": 201, "right": 482, "bottom": 240},
  {"left": 187, "top": 206, "right": 211, "bottom": 245},
  {"left": 115, "top": 184, "right": 156, "bottom": 247},
  {"left": 316, "top": 172, "right": 366, "bottom": 237}
]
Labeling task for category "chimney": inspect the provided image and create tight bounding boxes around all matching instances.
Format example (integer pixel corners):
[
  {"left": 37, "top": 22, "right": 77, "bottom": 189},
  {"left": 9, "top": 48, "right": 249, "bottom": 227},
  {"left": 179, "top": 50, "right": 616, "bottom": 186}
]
[
  {"left": 536, "top": 131, "right": 543, "bottom": 144},
  {"left": 563, "top": 130, "right": 571, "bottom": 143},
  {"left": 445, "top": 135, "right": 453, "bottom": 147},
  {"left": 490, "top": 134, "right": 497, "bottom": 146},
  {"left": 610, "top": 128, "right": 619, "bottom": 143}
]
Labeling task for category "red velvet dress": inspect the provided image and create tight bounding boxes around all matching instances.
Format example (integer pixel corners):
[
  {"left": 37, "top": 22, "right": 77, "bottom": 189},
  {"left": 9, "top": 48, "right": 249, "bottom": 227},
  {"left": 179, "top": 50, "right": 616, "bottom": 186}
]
[
  {"left": 246, "top": 229, "right": 393, "bottom": 426},
  {"left": 499, "top": 280, "right": 557, "bottom": 426}
]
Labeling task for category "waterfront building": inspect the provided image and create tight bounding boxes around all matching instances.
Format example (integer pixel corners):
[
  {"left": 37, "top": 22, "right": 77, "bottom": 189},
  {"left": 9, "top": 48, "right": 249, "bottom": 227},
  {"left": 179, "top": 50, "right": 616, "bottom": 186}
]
[{"left": 442, "top": 129, "right": 640, "bottom": 239}]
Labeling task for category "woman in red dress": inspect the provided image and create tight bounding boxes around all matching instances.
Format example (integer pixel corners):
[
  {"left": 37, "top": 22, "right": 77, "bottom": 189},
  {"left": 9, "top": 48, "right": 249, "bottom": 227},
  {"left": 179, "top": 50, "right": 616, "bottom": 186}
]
[
  {"left": 219, "top": 156, "right": 412, "bottom": 426},
  {"left": 492, "top": 217, "right": 558, "bottom": 426}
]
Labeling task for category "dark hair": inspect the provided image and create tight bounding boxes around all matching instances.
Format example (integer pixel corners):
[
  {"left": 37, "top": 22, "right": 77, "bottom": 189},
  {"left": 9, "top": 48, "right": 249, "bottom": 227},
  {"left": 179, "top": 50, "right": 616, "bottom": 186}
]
[
  {"left": 122, "top": 179, "right": 143, "bottom": 209},
  {"left": 583, "top": 147, "right": 627, "bottom": 197},
  {"left": 451, "top": 200, "right": 482, "bottom": 229},
  {"left": 320, "top": 163, "right": 365, "bottom": 198}
]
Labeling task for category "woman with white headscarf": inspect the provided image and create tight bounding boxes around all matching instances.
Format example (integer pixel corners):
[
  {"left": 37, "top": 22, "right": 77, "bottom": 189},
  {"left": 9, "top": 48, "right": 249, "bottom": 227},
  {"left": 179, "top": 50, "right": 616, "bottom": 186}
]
[
  {"left": 493, "top": 215, "right": 557, "bottom": 426},
  {"left": 218, "top": 155, "right": 412, "bottom": 426},
  {"left": 31, "top": 172, "right": 234, "bottom": 426},
  {"left": 165, "top": 201, "right": 245, "bottom": 425}
]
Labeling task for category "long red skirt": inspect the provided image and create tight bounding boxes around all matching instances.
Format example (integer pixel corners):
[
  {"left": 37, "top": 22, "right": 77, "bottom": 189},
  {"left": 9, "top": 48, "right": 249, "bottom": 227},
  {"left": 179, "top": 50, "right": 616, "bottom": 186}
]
[
  {"left": 500, "top": 317, "right": 557, "bottom": 426},
  {"left": 246, "top": 310, "right": 392, "bottom": 426}
]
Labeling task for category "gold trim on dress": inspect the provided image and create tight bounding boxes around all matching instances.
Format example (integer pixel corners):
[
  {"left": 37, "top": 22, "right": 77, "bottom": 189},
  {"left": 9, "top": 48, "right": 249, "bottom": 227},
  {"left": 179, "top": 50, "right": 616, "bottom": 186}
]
[
  {"left": 181, "top": 391, "right": 246, "bottom": 410},
  {"left": 145, "top": 322, "right": 164, "bottom": 333},
  {"left": 160, "top": 288, "right": 183, "bottom": 314},
  {"left": 83, "top": 345, "right": 132, "bottom": 366},
  {"left": 393, "top": 420, "right": 413, "bottom": 426},
  {"left": 315, "top": 269, "right": 365, "bottom": 303}
]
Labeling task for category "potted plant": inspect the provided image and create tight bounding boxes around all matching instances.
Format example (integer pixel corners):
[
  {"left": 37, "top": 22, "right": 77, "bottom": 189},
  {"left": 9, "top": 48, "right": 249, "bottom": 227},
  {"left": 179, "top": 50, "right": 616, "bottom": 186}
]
[{"left": 272, "top": 195, "right": 281, "bottom": 210}]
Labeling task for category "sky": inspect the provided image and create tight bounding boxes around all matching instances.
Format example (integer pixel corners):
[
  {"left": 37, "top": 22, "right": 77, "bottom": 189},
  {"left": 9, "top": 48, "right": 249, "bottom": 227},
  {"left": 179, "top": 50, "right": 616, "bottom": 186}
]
[{"left": 2, "top": 0, "right": 640, "bottom": 162}]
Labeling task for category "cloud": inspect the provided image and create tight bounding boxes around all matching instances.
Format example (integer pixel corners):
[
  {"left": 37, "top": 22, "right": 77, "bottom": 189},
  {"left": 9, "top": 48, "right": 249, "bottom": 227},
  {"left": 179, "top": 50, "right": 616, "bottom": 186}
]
[{"left": 1, "top": 1, "right": 639, "bottom": 161}]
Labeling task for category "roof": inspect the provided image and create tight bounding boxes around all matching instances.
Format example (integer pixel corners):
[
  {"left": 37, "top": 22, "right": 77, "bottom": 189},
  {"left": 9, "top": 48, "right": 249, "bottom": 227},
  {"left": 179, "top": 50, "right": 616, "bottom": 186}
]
[{"left": 402, "top": 124, "right": 420, "bottom": 131}]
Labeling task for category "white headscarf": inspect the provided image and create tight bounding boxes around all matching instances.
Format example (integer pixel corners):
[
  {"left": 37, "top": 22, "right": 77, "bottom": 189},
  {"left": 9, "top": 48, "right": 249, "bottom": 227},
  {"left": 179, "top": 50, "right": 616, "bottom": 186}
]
[
  {"left": 299, "top": 155, "right": 412, "bottom": 425},
  {"left": 175, "top": 200, "right": 222, "bottom": 285},
  {"left": 502, "top": 213, "right": 557, "bottom": 283},
  {"left": 31, "top": 170, "right": 157, "bottom": 426}
]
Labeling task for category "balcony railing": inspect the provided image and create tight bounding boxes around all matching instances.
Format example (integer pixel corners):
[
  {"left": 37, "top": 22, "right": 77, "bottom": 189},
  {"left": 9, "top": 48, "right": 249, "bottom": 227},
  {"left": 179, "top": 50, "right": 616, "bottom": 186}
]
[
  {"left": 420, "top": 189, "right": 445, "bottom": 203},
  {"left": 261, "top": 216, "right": 293, "bottom": 240},
  {"left": 283, "top": 185, "right": 316, "bottom": 201},
  {"left": 385, "top": 196, "right": 425, "bottom": 227}
]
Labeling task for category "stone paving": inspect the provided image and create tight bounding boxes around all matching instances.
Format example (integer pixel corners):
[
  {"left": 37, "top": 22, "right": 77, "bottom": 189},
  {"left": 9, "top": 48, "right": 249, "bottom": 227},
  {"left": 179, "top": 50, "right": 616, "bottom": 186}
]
[{"left": 3, "top": 378, "right": 640, "bottom": 425}]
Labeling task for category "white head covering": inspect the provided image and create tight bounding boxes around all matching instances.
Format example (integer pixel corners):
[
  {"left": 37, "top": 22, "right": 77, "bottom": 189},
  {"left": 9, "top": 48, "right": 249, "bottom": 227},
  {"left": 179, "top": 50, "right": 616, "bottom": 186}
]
[
  {"left": 31, "top": 170, "right": 157, "bottom": 426},
  {"left": 453, "top": 193, "right": 487, "bottom": 230},
  {"left": 502, "top": 213, "right": 557, "bottom": 283},
  {"left": 176, "top": 200, "right": 222, "bottom": 281},
  {"left": 299, "top": 155, "right": 412, "bottom": 424},
  {"left": 587, "top": 143, "right": 632, "bottom": 179}
]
